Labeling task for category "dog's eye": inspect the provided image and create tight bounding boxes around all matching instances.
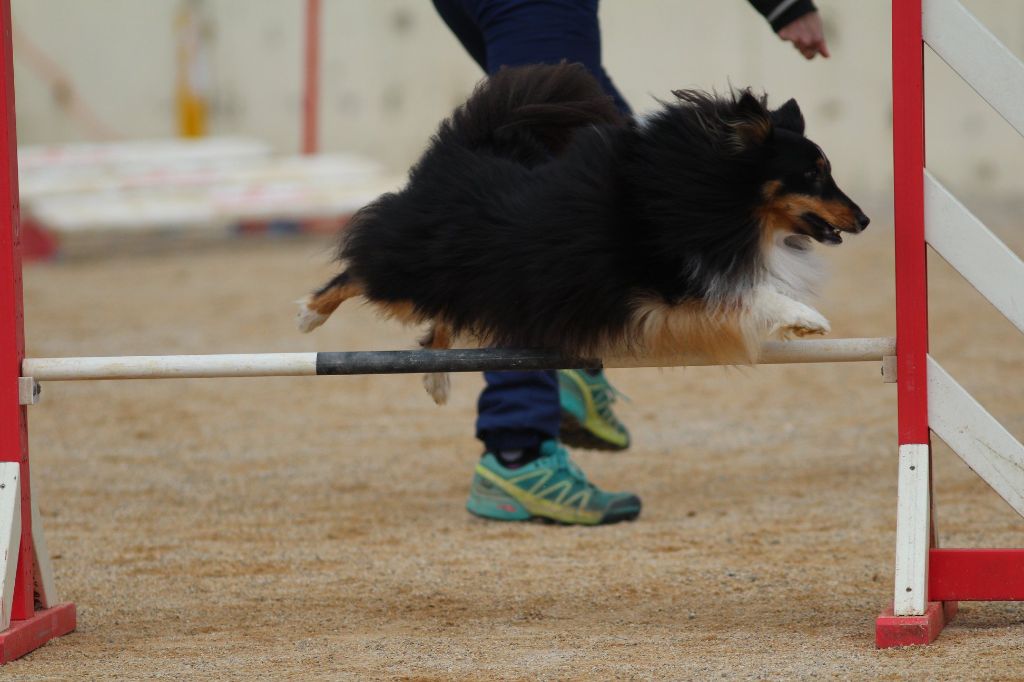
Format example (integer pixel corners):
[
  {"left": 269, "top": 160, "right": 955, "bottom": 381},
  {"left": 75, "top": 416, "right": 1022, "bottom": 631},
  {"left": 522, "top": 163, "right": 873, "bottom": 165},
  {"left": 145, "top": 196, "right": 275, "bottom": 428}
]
[{"left": 803, "top": 169, "right": 818, "bottom": 183}]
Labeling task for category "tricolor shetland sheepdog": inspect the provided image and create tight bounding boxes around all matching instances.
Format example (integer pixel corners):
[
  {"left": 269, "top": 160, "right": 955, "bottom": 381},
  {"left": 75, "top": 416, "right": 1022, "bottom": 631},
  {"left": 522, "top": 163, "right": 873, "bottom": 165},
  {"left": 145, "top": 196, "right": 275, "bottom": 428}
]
[{"left": 298, "top": 63, "right": 868, "bottom": 404}]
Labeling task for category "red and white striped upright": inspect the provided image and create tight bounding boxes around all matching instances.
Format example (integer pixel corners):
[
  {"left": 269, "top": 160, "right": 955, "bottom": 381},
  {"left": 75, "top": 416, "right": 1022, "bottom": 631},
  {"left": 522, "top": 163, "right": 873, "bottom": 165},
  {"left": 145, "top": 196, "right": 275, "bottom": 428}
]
[
  {"left": 877, "top": 0, "right": 1024, "bottom": 648},
  {"left": 0, "top": 0, "right": 76, "bottom": 662},
  {"left": 876, "top": 0, "right": 952, "bottom": 644}
]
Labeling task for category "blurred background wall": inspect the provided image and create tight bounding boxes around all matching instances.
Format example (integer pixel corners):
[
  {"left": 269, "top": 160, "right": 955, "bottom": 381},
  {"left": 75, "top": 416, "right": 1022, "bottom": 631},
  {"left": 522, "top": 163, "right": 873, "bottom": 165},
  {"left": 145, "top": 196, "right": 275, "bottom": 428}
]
[{"left": 10, "top": 0, "right": 1024, "bottom": 206}]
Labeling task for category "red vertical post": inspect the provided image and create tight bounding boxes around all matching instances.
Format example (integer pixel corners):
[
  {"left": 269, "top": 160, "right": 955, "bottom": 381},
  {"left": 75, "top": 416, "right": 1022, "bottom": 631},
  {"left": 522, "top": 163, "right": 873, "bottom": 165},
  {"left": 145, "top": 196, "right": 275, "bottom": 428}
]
[
  {"left": 876, "top": 0, "right": 956, "bottom": 649},
  {"left": 0, "top": 2, "right": 75, "bottom": 662},
  {"left": 0, "top": 0, "right": 34, "bottom": 623},
  {"left": 892, "top": 0, "right": 928, "bottom": 444},
  {"left": 302, "top": 0, "right": 321, "bottom": 155}
]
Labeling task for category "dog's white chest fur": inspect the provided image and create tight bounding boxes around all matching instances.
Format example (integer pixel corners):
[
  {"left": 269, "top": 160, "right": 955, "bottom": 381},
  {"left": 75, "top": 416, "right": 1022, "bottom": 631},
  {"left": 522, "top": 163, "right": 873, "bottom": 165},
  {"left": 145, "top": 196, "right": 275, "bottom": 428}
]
[
  {"left": 763, "top": 234, "right": 826, "bottom": 303},
  {"left": 741, "top": 233, "right": 830, "bottom": 344}
]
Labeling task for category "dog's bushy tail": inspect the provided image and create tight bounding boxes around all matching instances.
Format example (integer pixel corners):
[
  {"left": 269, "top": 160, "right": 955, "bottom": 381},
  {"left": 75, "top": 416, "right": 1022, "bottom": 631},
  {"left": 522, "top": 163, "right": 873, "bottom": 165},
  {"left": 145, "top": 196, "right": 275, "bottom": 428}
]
[{"left": 444, "top": 62, "right": 627, "bottom": 163}]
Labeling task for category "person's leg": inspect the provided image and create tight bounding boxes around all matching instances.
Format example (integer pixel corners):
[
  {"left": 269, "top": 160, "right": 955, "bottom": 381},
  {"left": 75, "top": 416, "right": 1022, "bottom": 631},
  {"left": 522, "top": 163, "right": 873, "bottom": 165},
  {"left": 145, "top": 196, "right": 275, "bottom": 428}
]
[
  {"left": 476, "top": 369, "right": 561, "bottom": 463},
  {"left": 431, "top": 0, "right": 488, "bottom": 71},
  {"left": 447, "top": 1, "right": 640, "bottom": 523},
  {"left": 468, "top": 0, "right": 632, "bottom": 456},
  {"left": 472, "top": 0, "right": 632, "bottom": 114},
  {"left": 429, "top": 0, "right": 562, "bottom": 464}
]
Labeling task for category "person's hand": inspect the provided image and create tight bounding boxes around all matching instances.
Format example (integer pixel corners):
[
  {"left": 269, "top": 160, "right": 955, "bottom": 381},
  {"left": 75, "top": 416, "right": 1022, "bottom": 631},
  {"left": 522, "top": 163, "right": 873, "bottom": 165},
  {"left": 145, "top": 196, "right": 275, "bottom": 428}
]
[{"left": 777, "top": 11, "right": 830, "bottom": 59}]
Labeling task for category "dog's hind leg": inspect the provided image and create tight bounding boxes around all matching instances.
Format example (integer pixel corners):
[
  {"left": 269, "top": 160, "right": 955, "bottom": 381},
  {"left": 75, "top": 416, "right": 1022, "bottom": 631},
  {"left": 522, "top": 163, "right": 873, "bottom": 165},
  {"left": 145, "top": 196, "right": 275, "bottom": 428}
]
[
  {"left": 419, "top": 321, "right": 453, "bottom": 405},
  {"left": 297, "top": 271, "right": 363, "bottom": 333}
]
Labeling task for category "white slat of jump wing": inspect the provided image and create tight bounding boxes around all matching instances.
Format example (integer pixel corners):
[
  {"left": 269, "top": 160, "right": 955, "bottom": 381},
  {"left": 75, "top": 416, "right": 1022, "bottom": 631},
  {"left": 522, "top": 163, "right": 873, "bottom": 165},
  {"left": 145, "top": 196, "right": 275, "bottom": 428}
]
[
  {"left": 893, "top": 443, "right": 931, "bottom": 616},
  {"left": 30, "top": 495, "right": 57, "bottom": 609},
  {"left": 923, "top": 0, "right": 1024, "bottom": 138},
  {"left": 924, "top": 172, "right": 1024, "bottom": 336},
  {"left": 0, "top": 463, "right": 22, "bottom": 630},
  {"left": 928, "top": 356, "right": 1024, "bottom": 519}
]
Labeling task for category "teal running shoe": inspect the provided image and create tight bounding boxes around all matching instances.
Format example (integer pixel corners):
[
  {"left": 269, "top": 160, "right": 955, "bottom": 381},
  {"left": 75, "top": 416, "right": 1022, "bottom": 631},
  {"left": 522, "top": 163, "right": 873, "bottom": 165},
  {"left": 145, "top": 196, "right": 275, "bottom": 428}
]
[
  {"left": 558, "top": 369, "right": 631, "bottom": 451},
  {"left": 466, "top": 440, "right": 641, "bottom": 525}
]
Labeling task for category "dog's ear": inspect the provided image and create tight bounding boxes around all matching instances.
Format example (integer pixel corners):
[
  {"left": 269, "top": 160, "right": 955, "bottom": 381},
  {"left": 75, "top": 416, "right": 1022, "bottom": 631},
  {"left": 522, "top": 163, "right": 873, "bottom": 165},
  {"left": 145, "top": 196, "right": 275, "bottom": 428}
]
[
  {"left": 730, "top": 90, "right": 773, "bottom": 149},
  {"left": 771, "top": 98, "right": 805, "bottom": 135}
]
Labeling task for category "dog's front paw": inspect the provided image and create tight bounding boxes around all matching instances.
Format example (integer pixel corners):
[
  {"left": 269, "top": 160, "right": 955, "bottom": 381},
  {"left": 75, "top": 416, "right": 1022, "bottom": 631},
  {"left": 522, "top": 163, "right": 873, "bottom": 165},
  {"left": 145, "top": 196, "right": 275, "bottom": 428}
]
[
  {"left": 775, "top": 302, "right": 831, "bottom": 338},
  {"left": 423, "top": 372, "right": 450, "bottom": 405}
]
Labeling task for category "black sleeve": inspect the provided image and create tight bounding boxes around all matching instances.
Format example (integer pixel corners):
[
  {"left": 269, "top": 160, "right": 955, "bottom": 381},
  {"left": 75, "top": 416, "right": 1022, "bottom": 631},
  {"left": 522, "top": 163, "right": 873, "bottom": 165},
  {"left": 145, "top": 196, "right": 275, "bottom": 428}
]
[{"left": 747, "top": 0, "right": 817, "bottom": 32}]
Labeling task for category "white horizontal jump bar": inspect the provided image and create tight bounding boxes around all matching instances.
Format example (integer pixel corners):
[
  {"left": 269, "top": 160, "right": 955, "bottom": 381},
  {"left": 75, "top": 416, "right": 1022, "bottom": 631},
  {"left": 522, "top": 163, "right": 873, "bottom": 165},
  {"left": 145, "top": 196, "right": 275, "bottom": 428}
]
[
  {"left": 21, "top": 337, "right": 895, "bottom": 382},
  {"left": 23, "top": 352, "right": 319, "bottom": 381},
  {"left": 611, "top": 337, "right": 895, "bottom": 368}
]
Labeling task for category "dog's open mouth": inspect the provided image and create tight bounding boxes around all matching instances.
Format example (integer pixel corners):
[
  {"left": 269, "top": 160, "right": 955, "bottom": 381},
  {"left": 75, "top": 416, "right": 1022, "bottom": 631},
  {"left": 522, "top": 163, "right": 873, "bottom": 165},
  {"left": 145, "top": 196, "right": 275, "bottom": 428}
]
[{"left": 801, "top": 212, "right": 844, "bottom": 244}]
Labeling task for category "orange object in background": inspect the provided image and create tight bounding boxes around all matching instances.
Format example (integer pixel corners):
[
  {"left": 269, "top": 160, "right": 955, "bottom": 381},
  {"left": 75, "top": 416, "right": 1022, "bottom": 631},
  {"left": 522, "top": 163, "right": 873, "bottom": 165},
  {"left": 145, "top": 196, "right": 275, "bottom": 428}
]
[
  {"left": 177, "top": 92, "right": 206, "bottom": 138},
  {"left": 176, "top": 0, "right": 210, "bottom": 138}
]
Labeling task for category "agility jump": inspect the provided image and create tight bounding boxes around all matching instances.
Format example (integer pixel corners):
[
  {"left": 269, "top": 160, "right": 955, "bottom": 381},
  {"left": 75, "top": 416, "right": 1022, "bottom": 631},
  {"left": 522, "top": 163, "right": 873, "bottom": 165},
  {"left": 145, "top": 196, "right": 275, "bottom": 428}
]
[
  {"left": 875, "top": 0, "right": 1024, "bottom": 648},
  {"left": 1, "top": 0, "right": 1024, "bottom": 663}
]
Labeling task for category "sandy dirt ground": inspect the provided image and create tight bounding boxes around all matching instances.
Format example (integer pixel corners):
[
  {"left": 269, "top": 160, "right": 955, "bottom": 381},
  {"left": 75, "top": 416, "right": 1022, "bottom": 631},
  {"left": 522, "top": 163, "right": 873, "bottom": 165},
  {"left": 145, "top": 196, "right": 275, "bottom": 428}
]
[{"left": 8, "top": 208, "right": 1024, "bottom": 680}]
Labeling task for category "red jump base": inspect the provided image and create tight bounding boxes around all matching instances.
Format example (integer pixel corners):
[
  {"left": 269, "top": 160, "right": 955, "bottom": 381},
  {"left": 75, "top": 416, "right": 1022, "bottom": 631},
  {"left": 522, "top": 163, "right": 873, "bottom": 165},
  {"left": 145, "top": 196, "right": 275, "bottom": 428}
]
[
  {"left": 876, "top": 601, "right": 957, "bottom": 648},
  {"left": 0, "top": 602, "right": 76, "bottom": 664}
]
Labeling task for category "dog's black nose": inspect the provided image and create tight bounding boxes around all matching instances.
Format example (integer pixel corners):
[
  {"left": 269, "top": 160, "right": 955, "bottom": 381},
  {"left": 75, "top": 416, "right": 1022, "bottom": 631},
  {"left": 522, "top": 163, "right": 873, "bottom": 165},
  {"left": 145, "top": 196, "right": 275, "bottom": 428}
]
[{"left": 856, "top": 212, "right": 870, "bottom": 230}]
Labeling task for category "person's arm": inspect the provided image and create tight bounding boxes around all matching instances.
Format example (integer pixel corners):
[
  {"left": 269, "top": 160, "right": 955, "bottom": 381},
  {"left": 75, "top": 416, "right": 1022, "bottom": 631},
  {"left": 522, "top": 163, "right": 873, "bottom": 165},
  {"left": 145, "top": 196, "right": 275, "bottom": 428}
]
[{"left": 747, "top": 0, "right": 830, "bottom": 59}]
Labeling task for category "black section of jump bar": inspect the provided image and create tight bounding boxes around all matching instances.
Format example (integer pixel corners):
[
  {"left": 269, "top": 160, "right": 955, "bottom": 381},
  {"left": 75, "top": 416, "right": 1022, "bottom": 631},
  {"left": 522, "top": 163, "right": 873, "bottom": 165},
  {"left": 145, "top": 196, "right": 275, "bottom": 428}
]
[{"left": 314, "top": 349, "right": 603, "bottom": 375}]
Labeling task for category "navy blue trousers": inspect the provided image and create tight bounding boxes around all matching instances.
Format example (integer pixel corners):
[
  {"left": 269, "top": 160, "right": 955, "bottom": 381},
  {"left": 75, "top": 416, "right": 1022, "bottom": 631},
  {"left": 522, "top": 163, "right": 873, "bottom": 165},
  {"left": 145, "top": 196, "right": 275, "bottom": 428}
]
[{"left": 432, "top": 0, "right": 631, "bottom": 452}]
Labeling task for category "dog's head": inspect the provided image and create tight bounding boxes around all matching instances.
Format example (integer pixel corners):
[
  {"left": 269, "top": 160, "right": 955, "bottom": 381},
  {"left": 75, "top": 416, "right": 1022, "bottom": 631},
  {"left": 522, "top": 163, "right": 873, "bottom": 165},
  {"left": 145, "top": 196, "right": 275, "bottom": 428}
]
[{"left": 721, "top": 91, "right": 870, "bottom": 245}]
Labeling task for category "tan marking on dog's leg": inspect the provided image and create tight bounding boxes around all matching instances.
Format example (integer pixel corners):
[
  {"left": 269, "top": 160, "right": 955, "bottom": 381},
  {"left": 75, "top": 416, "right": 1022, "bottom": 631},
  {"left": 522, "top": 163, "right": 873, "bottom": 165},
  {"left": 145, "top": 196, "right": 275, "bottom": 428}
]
[
  {"left": 628, "top": 296, "right": 759, "bottom": 364},
  {"left": 296, "top": 277, "right": 364, "bottom": 333},
  {"left": 420, "top": 321, "right": 453, "bottom": 405}
]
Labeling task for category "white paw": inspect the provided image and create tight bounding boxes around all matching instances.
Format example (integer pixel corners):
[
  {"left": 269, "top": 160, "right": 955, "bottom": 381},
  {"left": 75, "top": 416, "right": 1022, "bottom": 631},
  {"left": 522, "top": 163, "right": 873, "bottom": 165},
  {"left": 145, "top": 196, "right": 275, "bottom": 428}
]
[
  {"left": 778, "top": 302, "right": 831, "bottom": 338},
  {"left": 423, "top": 372, "right": 450, "bottom": 405},
  {"left": 296, "top": 298, "right": 327, "bottom": 333}
]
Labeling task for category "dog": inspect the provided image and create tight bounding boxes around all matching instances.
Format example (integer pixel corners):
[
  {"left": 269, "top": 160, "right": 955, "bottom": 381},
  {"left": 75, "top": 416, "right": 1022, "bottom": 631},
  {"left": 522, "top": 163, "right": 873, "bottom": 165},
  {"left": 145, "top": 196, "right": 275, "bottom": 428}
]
[{"left": 298, "top": 63, "right": 868, "bottom": 404}]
